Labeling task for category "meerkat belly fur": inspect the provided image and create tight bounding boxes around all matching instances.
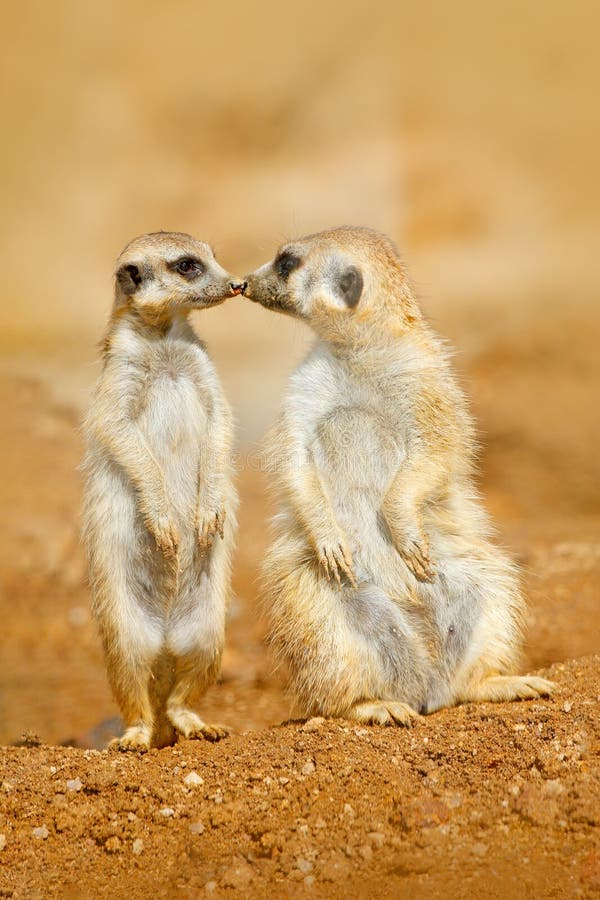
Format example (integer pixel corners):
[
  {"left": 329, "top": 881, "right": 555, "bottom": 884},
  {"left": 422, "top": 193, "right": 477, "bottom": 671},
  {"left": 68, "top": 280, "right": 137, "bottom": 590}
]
[
  {"left": 83, "top": 232, "right": 242, "bottom": 750},
  {"left": 244, "top": 226, "right": 554, "bottom": 725}
]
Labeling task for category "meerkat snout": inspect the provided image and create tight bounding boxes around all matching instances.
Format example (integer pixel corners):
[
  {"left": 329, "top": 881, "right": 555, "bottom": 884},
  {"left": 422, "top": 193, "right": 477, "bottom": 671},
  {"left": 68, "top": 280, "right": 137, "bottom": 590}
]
[{"left": 229, "top": 281, "right": 247, "bottom": 296}]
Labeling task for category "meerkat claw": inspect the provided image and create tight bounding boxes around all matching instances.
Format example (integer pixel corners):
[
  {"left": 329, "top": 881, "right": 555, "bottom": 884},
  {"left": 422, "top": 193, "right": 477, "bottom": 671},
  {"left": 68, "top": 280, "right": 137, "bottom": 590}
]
[
  {"left": 153, "top": 515, "right": 179, "bottom": 559},
  {"left": 339, "top": 544, "right": 357, "bottom": 587},
  {"left": 319, "top": 544, "right": 356, "bottom": 588},
  {"left": 169, "top": 708, "right": 230, "bottom": 742},
  {"left": 196, "top": 508, "right": 225, "bottom": 551},
  {"left": 109, "top": 725, "right": 152, "bottom": 753},
  {"left": 399, "top": 540, "right": 435, "bottom": 582}
]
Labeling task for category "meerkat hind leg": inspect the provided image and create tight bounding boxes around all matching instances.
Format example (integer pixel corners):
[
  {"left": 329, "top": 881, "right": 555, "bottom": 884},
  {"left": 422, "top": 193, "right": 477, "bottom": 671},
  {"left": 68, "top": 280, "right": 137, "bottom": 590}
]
[
  {"left": 106, "top": 651, "right": 156, "bottom": 752},
  {"left": 347, "top": 700, "right": 421, "bottom": 727},
  {"left": 166, "top": 664, "right": 229, "bottom": 742},
  {"left": 461, "top": 674, "right": 555, "bottom": 704}
]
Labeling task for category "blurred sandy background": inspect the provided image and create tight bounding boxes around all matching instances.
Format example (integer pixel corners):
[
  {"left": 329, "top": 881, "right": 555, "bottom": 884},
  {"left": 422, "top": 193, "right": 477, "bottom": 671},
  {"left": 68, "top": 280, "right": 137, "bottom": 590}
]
[{"left": 0, "top": 0, "right": 599, "bottom": 743}]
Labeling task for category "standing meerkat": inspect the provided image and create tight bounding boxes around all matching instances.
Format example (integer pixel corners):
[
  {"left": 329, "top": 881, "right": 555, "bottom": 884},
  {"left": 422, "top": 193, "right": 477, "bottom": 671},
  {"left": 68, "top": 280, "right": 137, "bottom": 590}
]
[
  {"left": 243, "top": 226, "right": 554, "bottom": 725},
  {"left": 83, "top": 231, "right": 242, "bottom": 750}
]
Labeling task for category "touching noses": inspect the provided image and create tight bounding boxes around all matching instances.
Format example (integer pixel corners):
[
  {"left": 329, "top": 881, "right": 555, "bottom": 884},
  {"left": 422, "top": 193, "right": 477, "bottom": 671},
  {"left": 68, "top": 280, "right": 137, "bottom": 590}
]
[{"left": 229, "top": 281, "right": 248, "bottom": 296}]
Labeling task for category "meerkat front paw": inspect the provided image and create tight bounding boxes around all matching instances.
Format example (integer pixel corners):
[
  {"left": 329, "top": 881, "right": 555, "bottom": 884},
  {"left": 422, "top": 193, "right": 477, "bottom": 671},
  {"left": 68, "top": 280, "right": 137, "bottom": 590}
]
[
  {"left": 347, "top": 700, "right": 420, "bottom": 727},
  {"left": 168, "top": 707, "right": 230, "bottom": 742},
  {"left": 318, "top": 537, "right": 356, "bottom": 588},
  {"left": 145, "top": 512, "right": 179, "bottom": 559},
  {"left": 109, "top": 724, "right": 152, "bottom": 752},
  {"left": 397, "top": 536, "right": 436, "bottom": 582},
  {"left": 196, "top": 507, "right": 226, "bottom": 552}
]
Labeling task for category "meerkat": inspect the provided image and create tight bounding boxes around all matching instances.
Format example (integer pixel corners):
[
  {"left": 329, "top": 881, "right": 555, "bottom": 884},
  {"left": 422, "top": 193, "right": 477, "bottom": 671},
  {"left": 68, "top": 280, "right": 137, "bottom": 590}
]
[
  {"left": 242, "top": 226, "right": 554, "bottom": 725},
  {"left": 83, "top": 231, "right": 242, "bottom": 750}
]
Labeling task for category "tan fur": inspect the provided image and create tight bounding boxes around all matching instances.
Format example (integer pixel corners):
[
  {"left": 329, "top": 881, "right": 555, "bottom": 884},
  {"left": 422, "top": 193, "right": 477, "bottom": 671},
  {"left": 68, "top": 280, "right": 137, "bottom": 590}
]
[
  {"left": 82, "top": 232, "right": 240, "bottom": 750},
  {"left": 244, "top": 225, "right": 554, "bottom": 725}
]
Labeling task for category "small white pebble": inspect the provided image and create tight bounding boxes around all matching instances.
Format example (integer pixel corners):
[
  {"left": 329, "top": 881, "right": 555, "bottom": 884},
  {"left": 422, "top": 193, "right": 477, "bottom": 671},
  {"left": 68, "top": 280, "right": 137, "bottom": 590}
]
[
  {"left": 563, "top": 701, "right": 572, "bottom": 713},
  {"left": 160, "top": 807, "right": 175, "bottom": 818},
  {"left": 0, "top": 835, "right": 6, "bottom": 851},
  {"left": 66, "top": 778, "right": 82, "bottom": 792},
  {"left": 296, "top": 858, "right": 313, "bottom": 874},
  {"left": 301, "top": 760, "right": 316, "bottom": 776},
  {"left": 205, "top": 881, "right": 217, "bottom": 893},
  {"left": 132, "top": 838, "right": 143, "bottom": 855},
  {"left": 49, "top": 766, "right": 57, "bottom": 775},
  {"left": 304, "top": 875, "right": 315, "bottom": 887},
  {"left": 278, "top": 777, "right": 289, "bottom": 785},
  {"left": 189, "top": 821, "right": 205, "bottom": 835},
  {"left": 183, "top": 771, "right": 204, "bottom": 787},
  {"left": 33, "top": 826, "right": 49, "bottom": 840}
]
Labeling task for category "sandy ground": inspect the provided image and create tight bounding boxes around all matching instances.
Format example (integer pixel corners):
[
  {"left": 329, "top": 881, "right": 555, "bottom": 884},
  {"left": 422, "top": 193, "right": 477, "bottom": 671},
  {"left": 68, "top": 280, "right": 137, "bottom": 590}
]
[{"left": 1, "top": 656, "right": 598, "bottom": 899}]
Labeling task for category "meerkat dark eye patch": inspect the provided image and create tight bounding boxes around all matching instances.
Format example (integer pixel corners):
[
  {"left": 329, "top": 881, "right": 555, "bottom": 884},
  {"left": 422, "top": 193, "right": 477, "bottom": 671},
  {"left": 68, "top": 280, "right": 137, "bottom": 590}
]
[
  {"left": 116, "top": 263, "right": 143, "bottom": 294},
  {"left": 275, "top": 252, "right": 302, "bottom": 280},
  {"left": 338, "top": 266, "right": 363, "bottom": 308},
  {"left": 170, "top": 256, "right": 205, "bottom": 279}
]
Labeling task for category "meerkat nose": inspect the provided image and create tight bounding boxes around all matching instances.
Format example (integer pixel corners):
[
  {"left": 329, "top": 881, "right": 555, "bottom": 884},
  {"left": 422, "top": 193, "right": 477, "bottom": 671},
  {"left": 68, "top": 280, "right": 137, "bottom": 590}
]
[{"left": 229, "top": 281, "right": 247, "bottom": 296}]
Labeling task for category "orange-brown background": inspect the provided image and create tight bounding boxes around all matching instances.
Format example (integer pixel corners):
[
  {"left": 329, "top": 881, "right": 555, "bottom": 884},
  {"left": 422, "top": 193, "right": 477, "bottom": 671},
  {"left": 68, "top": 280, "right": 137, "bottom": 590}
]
[{"left": 0, "top": 0, "right": 598, "bottom": 744}]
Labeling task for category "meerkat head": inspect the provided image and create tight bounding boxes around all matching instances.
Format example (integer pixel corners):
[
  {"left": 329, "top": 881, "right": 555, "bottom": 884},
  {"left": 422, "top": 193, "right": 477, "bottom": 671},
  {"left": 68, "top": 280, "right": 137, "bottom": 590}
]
[
  {"left": 114, "top": 232, "right": 244, "bottom": 321},
  {"left": 242, "top": 226, "right": 421, "bottom": 342}
]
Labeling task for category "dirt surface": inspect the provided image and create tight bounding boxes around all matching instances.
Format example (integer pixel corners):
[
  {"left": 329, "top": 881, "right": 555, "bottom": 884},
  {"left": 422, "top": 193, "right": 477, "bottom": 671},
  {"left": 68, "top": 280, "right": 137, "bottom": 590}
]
[{"left": 0, "top": 655, "right": 598, "bottom": 900}]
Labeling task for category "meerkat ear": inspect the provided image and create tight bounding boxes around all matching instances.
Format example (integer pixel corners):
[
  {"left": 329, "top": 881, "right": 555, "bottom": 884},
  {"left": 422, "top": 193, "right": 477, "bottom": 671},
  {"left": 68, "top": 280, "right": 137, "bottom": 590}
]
[
  {"left": 338, "top": 266, "right": 363, "bottom": 308},
  {"left": 116, "top": 263, "right": 143, "bottom": 295}
]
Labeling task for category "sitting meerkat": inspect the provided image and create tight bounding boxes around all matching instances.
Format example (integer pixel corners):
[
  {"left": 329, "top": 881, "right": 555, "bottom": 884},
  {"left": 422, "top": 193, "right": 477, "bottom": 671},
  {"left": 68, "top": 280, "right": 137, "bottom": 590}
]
[
  {"left": 83, "top": 231, "right": 242, "bottom": 750},
  {"left": 243, "top": 225, "right": 554, "bottom": 725}
]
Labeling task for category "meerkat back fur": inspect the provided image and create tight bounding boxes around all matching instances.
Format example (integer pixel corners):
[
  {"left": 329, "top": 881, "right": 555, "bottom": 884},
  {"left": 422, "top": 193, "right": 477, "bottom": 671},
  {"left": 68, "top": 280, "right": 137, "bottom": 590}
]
[
  {"left": 83, "top": 232, "right": 241, "bottom": 750},
  {"left": 243, "top": 226, "right": 554, "bottom": 725}
]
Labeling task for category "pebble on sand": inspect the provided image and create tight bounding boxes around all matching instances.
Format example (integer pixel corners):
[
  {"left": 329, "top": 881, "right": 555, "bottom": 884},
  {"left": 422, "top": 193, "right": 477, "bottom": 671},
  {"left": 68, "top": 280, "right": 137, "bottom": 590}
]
[
  {"left": 66, "top": 778, "right": 82, "bottom": 792},
  {"left": 32, "top": 826, "right": 49, "bottom": 840},
  {"left": 132, "top": 838, "right": 144, "bottom": 855},
  {"left": 183, "top": 771, "right": 204, "bottom": 787}
]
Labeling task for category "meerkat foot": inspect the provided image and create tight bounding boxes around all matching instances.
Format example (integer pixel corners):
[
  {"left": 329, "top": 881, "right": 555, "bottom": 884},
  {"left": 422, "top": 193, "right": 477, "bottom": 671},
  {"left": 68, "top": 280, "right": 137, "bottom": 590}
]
[
  {"left": 110, "top": 723, "right": 152, "bottom": 752},
  {"left": 347, "top": 700, "right": 420, "bottom": 727},
  {"left": 398, "top": 539, "right": 436, "bottom": 582},
  {"left": 462, "top": 674, "right": 555, "bottom": 704},
  {"left": 167, "top": 708, "right": 230, "bottom": 742}
]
